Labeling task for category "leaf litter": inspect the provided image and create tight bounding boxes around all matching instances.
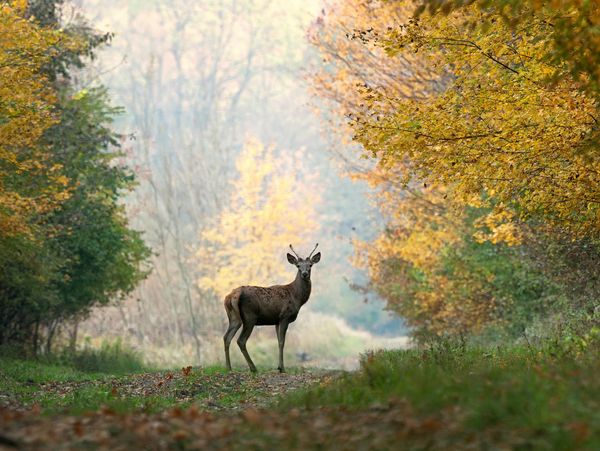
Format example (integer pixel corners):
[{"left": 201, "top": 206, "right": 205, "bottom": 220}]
[
  {"left": 0, "top": 366, "right": 556, "bottom": 450},
  {"left": 1, "top": 368, "right": 368, "bottom": 450}
]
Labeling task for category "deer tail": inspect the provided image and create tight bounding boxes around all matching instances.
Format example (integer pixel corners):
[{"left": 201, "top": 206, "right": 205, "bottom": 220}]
[{"left": 224, "top": 287, "right": 243, "bottom": 323}]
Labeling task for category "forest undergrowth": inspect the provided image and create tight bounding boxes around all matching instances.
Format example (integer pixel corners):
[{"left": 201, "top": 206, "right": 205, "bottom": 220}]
[{"left": 1, "top": 331, "right": 598, "bottom": 450}]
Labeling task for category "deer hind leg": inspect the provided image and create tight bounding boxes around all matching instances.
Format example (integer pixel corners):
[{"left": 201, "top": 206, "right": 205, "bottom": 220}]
[
  {"left": 237, "top": 322, "right": 257, "bottom": 373},
  {"left": 276, "top": 321, "right": 289, "bottom": 373},
  {"left": 223, "top": 319, "right": 241, "bottom": 371}
]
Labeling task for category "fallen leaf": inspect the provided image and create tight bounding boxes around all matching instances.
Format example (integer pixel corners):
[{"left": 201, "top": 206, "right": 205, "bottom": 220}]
[
  {"left": 242, "top": 408, "right": 262, "bottom": 425},
  {"left": 172, "top": 429, "right": 189, "bottom": 441}
]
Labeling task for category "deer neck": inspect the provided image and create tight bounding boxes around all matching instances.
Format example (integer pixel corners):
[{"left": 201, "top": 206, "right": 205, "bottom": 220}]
[{"left": 292, "top": 271, "right": 312, "bottom": 306}]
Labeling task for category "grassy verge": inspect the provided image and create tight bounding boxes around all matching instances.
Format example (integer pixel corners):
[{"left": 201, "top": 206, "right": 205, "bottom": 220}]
[
  {"left": 66, "top": 339, "right": 149, "bottom": 374},
  {"left": 276, "top": 336, "right": 600, "bottom": 449}
]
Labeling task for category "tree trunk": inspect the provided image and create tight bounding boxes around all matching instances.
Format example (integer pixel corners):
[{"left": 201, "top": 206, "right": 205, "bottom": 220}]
[
  {"left": 32, "top": 320, "right": 40, "bottom": 356},
  {"left": 46, "top": 320, "right": 58, "bottom": 354},
  {"left": 69, "top": 319, "right": 79, "bottom": 351}
]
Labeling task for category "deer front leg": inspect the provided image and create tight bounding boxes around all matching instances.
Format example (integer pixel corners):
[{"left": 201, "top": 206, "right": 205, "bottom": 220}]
[
  {"left": 237, "top": 322, "right": 257, "bottom": 373},
  {"left": 276, "top": 320, "right": 289, "bottom": 373}
]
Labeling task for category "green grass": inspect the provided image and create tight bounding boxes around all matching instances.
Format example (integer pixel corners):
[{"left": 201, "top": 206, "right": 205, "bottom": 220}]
[
  {"left": 0, "top": 341, "right": 163, "bottom": 414},
  {"left": 0, "top": 355, "right": 106, "bottom": 385},
  {"left": 66, "top": 339, "right": 148, "bottom": 374},
  {"left": 0, "top": 355, "right": 186, "bottom": 414},
  {"left": 29, "top": 386, "right": 180, "bottom": 415},
  {"left": 279, "top": 338, "right": 600, "bottom": 449},
  {"left": 2, "top": 334, "right": 598, "bottom": 449}
]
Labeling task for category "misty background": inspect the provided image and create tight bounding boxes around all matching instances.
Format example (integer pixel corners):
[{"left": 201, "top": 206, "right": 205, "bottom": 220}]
[{"left": 68, "top": 0, "right": 407, "bottom": 368}]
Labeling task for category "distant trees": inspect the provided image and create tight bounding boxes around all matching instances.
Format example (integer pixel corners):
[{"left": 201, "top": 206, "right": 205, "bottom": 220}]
[
  {"left": 195, "top": 137, "right": 319, "bottom": 301},
  {"left": 311, "top": 0, "right": 600, "bottom": 340},
  {"left": 77, "top": 0, "right": 372, "bottom": 361},
  {"left": 0, "top": 0, "right": 150, "bottom": 351},
  {"left": 100, "top": 0, "right": 292, "bottom": 359}
]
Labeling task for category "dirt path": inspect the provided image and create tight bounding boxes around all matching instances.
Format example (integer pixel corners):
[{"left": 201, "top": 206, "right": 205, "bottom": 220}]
[
  {"left": 1, "top": 368, "right": 334, "bottom": 413},
  {"left": 1, "top": 368, "right": 350, "bottom": 450},
  {"left": 0, "top": 367, "right": 506, "bottom": 450}
]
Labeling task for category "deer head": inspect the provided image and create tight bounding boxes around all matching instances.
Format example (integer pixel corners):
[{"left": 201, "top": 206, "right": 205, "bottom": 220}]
[{"left": 287, "top": 243, "right": 321, "bottom": 281}]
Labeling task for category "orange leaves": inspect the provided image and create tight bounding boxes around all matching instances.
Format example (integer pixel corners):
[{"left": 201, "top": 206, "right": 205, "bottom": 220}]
[
  {"left": 171, "top": 429, "right": 189, "bottom": 441},
  {"left": 72, "top": 420, "right": 84, "bottom": 437},
  {"left": 241, "top": 408, "right": 262, "bottom": 425},
  {"left": 350, "top": 180, "right": 496, "bottom": 336}
]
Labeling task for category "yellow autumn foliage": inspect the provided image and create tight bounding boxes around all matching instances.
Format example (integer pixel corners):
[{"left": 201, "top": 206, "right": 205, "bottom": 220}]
[
  {"left": 417, "top": 0, "right": 600, "bottom": 99},
  {"left": 312, "top": 0, "right": 599, "bottom": 337},
  {"left": 195, "top": 137, "right": 319, "bottom": 299},
  {"left": 0, "top": 1, "right": 77, "bottom": 236},
  {"left": 353, "top": 3, "right": 599, "bottom": 238},
  {"left": 351, "top": 170, "right": 502, "bottom": 336}
]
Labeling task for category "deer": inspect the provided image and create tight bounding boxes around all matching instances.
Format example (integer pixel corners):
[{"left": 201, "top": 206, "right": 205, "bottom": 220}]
[{"left": 223, "top": 243, "right": 321, "bottom": 373}]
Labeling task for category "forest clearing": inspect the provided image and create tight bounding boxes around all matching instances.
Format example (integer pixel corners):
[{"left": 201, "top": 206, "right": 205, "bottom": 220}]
[{"left": 1, "top": 0, "right": 599, "bottom": 449}]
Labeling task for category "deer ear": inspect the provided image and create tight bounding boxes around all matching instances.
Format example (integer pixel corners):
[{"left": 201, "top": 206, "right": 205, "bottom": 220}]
[
  {"left": 311, "top": 252, "right": 321, "bottom": 264},
  {"left": 287, "top": 253, "right": 298, "bottom": 265}
]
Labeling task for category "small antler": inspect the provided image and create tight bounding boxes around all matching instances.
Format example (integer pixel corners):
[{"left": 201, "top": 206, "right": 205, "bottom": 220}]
[
  {"left": 308, "top": 243, "right": 319, "bottom": 259},
  {"left": 289, "top": 244, "right": 300, "bottom": 259}
]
